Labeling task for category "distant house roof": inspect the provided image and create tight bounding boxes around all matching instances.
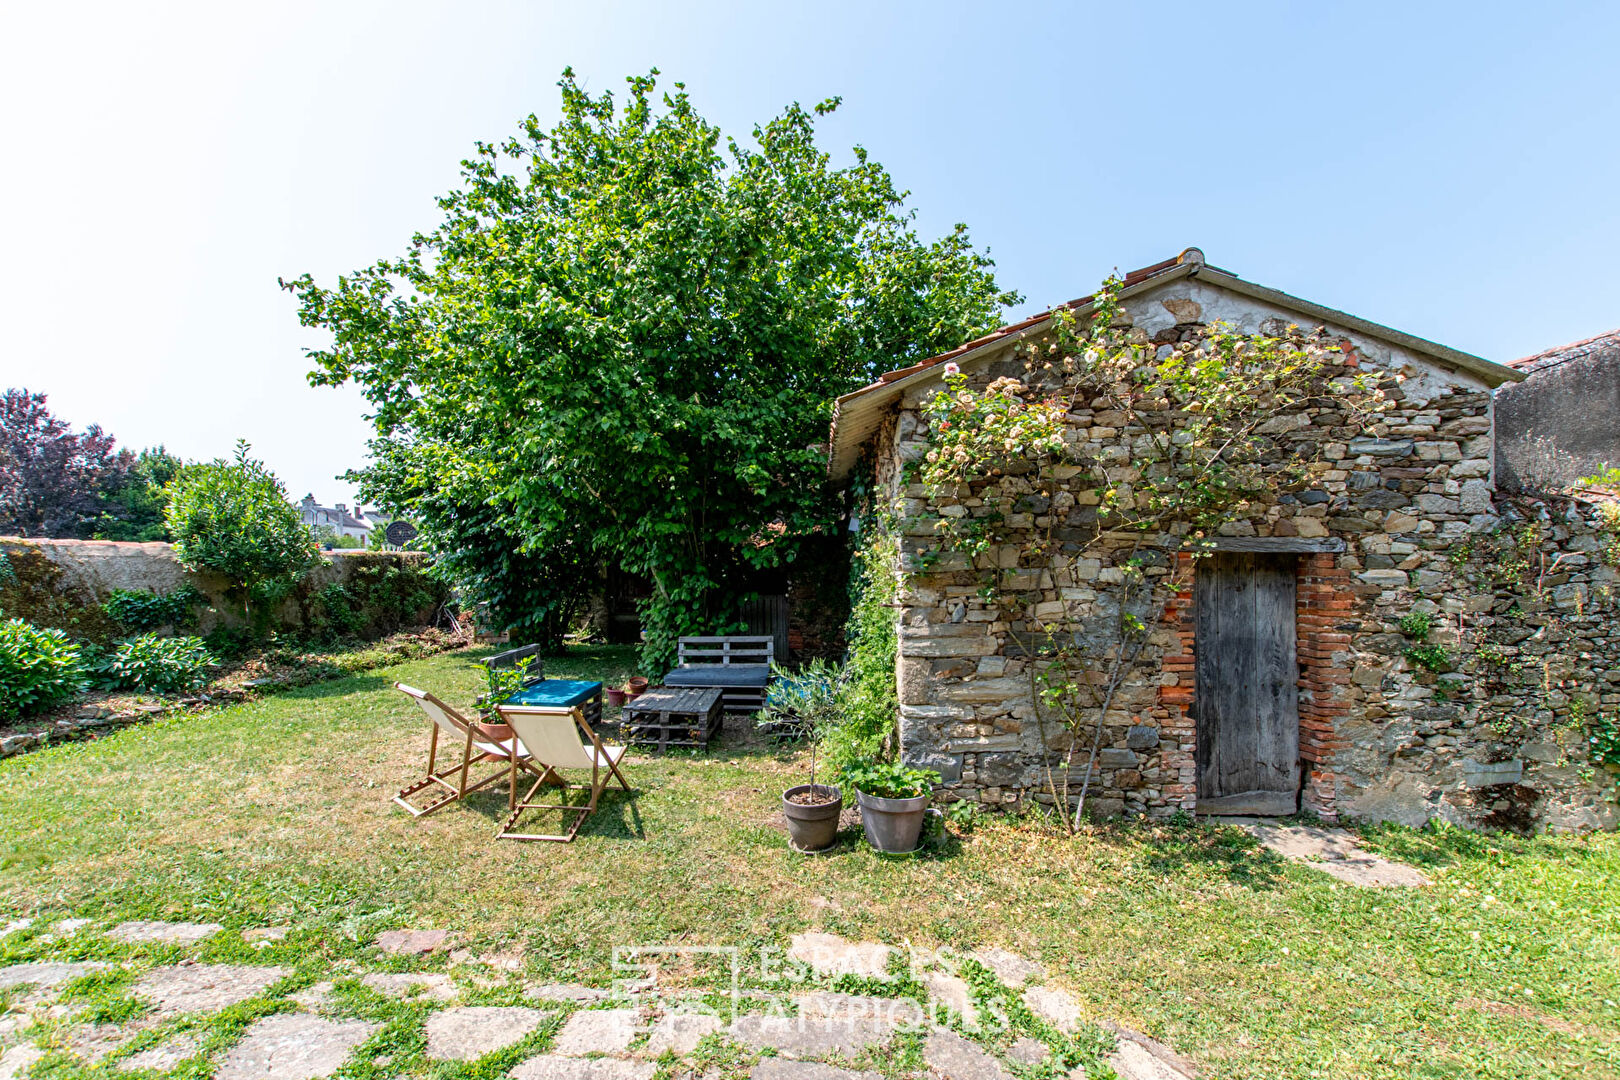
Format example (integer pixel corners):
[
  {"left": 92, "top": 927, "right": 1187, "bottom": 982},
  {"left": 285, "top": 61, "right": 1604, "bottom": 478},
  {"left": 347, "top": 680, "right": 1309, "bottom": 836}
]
[
  {"left": 1510, "top": 328, "right": 1620, "bottom": 375},
  {"left": 826, "top": 248, "right": 1525, "bottom": 482}
]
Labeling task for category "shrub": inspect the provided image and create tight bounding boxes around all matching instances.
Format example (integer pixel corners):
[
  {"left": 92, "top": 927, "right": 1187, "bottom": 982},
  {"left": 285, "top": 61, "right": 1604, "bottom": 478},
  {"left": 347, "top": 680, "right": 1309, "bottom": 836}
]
[
  {"left": 164, "top": 441, "right": 319, "bottom": 616},
  {"left": 0, "top": 617, "right": 87, "bottom": 721},
  {"left": 838, "top": 760, "right": 941, "bottom": 800},
  {"left": 819, "top": 531, "right": 899, "bottom": 775},
  {"left": 102, "top": 586, "right": 203, "bottom": 633},
  {"left": 95, "top": 633, "right": 215, "bottom": 694},
  {"left": 755, "top": 659, "right": 841, "bottom": 740},
  {"left": 310, "top": 582, "right": 367, "bottom": 641},
  {"left": 1397, "top": 611, "right": 1433, "bottom": 639}
]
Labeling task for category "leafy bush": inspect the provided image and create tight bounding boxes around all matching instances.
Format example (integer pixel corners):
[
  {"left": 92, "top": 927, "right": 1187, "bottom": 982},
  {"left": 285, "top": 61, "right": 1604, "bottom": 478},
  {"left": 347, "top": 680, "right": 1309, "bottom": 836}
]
[
  {"left": 95, "top": 633, "right": 215, "bottom": 694},
  {"left": 1397, "top": 611, "right": 1433, "bottom": 639},
  {"left": 311, "top": 582, "right": 367, "bottom": 641},
  {"left": 838, "top": 760, "right": 940, "bottom": 800},
  {"left": 819, "top": 531, "right": 899, "bottom": 774},
  {"left": 102, "top": 586, "right": 202, "bottom": 633},
  {"left": 164, "top": 441, "right": 319, "bottom": 616},
  {"left": 1590, "top": 713, "right": 1620, "bottom": 768},
  {"left": 0, "top": 617, "right": 87, "bottom": 721},
  {"left": 1404, "top": 642, "right": 1452, "bottom": 673}
]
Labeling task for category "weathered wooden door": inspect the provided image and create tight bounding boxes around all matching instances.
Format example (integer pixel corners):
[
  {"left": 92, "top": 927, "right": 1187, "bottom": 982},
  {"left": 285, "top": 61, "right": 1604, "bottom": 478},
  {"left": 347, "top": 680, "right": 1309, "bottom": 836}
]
[{"left": 1194, "top": 552, "right": 1301, "bottom": 815}]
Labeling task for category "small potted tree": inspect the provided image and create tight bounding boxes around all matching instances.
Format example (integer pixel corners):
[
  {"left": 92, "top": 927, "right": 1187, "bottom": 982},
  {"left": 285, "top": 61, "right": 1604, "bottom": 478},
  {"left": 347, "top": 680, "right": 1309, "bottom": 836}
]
[
  {"left": 757, "top": 662, "right": 843, "bottom": 852},
  {"left": 840, "top": 760, "right": 942, "bottom": 854},
  {"left": 473, "top": 655, "right": 536, "bottom": 741}
]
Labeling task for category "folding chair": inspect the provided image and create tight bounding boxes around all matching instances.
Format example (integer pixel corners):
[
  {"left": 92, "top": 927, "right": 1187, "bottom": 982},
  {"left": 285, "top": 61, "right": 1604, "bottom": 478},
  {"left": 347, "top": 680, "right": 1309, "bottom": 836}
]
[
  {"left": 494, "top": 704, "right": 632, "bottom": 842},
  {"left": 393, "top": 683, "right": 540, "bottom": 817}
]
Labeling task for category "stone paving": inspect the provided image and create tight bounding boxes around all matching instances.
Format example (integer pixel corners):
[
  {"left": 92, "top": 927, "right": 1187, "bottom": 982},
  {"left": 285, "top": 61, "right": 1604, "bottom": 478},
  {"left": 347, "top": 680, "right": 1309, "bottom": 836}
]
[
  {"left": 216, "top": 1014, "right": 378, "bottom": 1080},
  {"left": 0, "top": 921, "right": 1198, "bottom": 1080},
  {"left": 1239, "top": 821, "right": 1431, "bottom": 887}
]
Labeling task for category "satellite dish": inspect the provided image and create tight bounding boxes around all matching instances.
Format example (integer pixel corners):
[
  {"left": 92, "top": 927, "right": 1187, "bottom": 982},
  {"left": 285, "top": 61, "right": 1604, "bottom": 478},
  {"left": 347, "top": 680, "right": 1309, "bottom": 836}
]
[{"left": 384, "top": 521, "right": 418, "bottom": 546}]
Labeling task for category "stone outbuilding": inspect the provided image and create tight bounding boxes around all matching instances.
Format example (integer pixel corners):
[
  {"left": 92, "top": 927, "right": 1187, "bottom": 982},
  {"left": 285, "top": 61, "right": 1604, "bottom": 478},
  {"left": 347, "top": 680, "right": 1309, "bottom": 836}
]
[
  {"left": 1496, "top": 328, "right": 1620, "bottom": 492},
  {"left": 827, "top": 249, "right": 1619, "bottom": 832}
]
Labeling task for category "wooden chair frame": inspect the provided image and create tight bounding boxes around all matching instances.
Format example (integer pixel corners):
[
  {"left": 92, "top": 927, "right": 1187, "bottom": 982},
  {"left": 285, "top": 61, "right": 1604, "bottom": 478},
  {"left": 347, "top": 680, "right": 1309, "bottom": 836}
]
[
  {"left": 494, "top": 705, "right": 632, "bottom": 843},
  {"left": 393, "top": 683, "right": 544, "bottom": 818}
]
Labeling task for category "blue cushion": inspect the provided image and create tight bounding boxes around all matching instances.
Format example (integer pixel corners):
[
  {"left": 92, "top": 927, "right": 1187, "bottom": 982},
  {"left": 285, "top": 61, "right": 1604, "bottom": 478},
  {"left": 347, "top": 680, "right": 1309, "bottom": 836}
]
[
  {"left": 503, "top": 679, "right": 603, "bottom": 708},
  {"left": 663, "top": 664, "right": 771, "bottom": 688}
]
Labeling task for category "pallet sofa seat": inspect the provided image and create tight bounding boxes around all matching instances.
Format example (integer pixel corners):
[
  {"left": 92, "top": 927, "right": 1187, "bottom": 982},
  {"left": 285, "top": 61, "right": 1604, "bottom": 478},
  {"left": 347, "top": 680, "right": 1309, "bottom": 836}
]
[{"left": 662, "top": 635, "right": 774, "bottom": 714}]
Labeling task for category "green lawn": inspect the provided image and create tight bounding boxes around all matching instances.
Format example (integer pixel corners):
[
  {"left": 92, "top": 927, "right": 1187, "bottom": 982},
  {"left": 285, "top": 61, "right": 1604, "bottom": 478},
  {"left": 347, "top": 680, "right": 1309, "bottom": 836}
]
[{"left": 1, "top": 645, "right": 1617, "bottom": 1080}]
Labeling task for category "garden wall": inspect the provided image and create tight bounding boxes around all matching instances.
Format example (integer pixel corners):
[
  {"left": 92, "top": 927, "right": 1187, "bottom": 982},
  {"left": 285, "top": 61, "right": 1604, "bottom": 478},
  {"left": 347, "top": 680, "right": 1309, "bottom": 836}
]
[
  {"left": 0, "top": 538, "right": 447, "bottom": 643},
  {"left": 880, "top": 287, "right": 1619, "bottom": 833}
]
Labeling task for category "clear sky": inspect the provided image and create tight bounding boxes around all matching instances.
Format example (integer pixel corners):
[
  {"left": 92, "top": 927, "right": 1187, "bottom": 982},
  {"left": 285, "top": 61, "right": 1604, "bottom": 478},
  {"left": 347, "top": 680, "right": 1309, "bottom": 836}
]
[{"left": 3, "top": 1, "right": 1616, "bottom": 507}]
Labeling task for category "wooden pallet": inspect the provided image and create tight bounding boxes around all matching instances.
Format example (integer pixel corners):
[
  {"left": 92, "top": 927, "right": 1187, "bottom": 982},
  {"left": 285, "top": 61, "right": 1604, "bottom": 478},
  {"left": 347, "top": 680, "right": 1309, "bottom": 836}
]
[{"left": 621, "top": 687, "right": 725, "bottom": 752}]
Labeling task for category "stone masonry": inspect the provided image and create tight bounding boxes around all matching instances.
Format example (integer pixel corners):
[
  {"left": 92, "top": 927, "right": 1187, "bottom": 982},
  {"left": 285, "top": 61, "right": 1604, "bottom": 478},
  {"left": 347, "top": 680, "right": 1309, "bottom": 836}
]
[{"left": 871, "top": 275, "right": 1618, "bottom": 832}]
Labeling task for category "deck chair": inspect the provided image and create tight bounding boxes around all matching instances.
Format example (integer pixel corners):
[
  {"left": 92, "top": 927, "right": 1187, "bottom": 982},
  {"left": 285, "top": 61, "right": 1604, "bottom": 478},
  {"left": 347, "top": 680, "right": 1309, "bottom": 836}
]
[
  {"left": 393, "top": 683, "right": 542, "bottom": 817},
  {"left": 494, "top": 704, "right": 632, "bottom": 842}
]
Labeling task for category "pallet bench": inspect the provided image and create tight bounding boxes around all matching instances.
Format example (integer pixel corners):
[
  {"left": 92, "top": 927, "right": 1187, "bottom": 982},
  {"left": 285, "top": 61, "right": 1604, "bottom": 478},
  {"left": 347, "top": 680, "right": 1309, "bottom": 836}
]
[
  {"left": 621, "top": 686, "right": 725, "bottom": 752},
  {"left": 661, "top": 635, "right": 774, "bottom": 715}
]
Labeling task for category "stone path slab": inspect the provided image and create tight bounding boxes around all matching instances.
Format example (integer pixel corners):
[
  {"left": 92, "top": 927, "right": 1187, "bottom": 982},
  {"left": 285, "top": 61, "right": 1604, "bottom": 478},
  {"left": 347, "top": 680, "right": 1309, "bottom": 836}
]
[
  {"left": 1110, "top": 1041, "right": 1193, "bottom": 1080},
  {"left": 787, "top": 933, "right": 892, "bottom": 979},
  {"left": 132, "top": 964, "right": 289, "bottom": 1017},
  {"left": 924, "top": 1029, "right": 1010, "bottom": 1080},
  {"left": 552, "top": 1008, "right": 640, "bottom": 1056},
  {"left": 1102, "top": 1023, "right": 1198, "bottom": 1080},
  {"left": 1240, "top": 823, "right": 1429, "bottom": 887},
  {"left": 641, "top": 1012, "right": 720, "bottom": 1056},
  {"left": 1, "top": 921, "right": 32, "bottom": 937},
  {"left": 526, "top": 983, "right": 609, "bottom": 1003},
  {"left": 513, "top": 1057, "right": 655, "bottom": 1080},
  {"left": 752, "top": 1061, "right": 881, "bottom": 1080},
  {"left": 242, "top": 927, "right": 292, "bottom": 944},
  {"left": 109, "top": 921, "right": 223, "bottom": 946},
  {"left": 971, "top": 949, "right": 1043, "bottom": 988},
  {"left": 0, "top": 1044, "right": 43, "bottom": 1080},
  {"left": 921, "top": 970, "right": 977, "bottom": 1026},
  {"left": 731, "top": 993, "right": 912, "bottom": 1061},
  {"left": 54, "top": 919, "right": 94, "bottom": 935},
  {"left": 424, "top": 1006, "right": 547, "bottom": 1061},
  {"left": 288, "top": 982, "right": 335, "bottom": 1010},
  {"left": 116, "top": 1034, "right": 202, "bottom": 1073},
  {"left": 374, "top": 929, "right": 452, "bottom": 956},
  {"left": 216, "top": 1013, "right": 378, "bottom": 1080},
  {"left": 1023, "top": 986, "right": 1082, "bottom": 1034},
  {"left": 1006, "top": 1037, "right": 1050, "bottom": 1066},
  {"left": 0, "top": 961, "right": 111, "bottom": 990},
  {"left": 359, "top": 972, "right": 457, "bottom": 1001}
]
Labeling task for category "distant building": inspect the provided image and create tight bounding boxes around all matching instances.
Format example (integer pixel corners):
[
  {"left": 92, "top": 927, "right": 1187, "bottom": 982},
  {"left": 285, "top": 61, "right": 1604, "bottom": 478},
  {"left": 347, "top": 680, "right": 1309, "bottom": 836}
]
[
  {"left": 299, "top": 495, "right": 373, "bottom": 543},
  {"left": 1496, "top": 329, "right": 1620, "bottom": 492}
]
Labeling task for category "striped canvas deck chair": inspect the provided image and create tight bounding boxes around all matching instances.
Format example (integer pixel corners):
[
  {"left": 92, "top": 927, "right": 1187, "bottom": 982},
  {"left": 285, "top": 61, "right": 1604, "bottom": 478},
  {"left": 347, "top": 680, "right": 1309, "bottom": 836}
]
[
  {"left": 493, "top": 704, "right": 632, "bottom": 842},
  {"left": 393, "top": 683, "right": 537, "bottom": 817}
]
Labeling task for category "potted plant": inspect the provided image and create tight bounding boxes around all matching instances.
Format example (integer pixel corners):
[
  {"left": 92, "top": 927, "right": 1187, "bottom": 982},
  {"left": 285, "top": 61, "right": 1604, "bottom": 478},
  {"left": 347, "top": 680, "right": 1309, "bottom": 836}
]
[
  {"left": 757, "top": 661, "right": 843, "bottom": 852},
  {"left": 840, "top": 761, "right": 942, "bottom": 854},
  {"left": 473, "top": 656, "right": 536, "bottom": 741}
]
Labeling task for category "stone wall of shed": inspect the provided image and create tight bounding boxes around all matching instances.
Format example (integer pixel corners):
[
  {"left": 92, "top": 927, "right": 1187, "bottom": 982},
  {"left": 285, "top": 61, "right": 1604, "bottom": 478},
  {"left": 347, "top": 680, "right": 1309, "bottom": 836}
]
[{"left": 886, "top": 326, "right": 1618, "bottom": 832}]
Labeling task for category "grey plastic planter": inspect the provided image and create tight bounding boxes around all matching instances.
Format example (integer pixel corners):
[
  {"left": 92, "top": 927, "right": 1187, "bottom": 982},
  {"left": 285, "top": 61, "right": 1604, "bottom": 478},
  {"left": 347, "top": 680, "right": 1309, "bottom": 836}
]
[
  {"left": 782, "top": 784, "right": 842, "bottom": 852},
  {"left": 855, "top": 789, "right": 929, "bottom": 853}
]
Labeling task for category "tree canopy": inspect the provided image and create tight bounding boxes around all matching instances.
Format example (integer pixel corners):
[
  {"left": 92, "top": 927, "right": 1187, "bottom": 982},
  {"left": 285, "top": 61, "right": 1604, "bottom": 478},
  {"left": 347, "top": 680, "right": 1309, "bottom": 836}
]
[
  {"left": 284, "top": 69, "right": 1017, "bottom": 668},
  {"left": 164, "top": 441, "right": 319, "bottom": 614}
]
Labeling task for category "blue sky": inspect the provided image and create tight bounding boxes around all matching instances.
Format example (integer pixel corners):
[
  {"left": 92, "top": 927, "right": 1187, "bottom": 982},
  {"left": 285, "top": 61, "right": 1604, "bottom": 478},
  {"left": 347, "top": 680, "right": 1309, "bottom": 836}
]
[{"left": 2, "top": 1, "right": 1616, "bottom": 506}]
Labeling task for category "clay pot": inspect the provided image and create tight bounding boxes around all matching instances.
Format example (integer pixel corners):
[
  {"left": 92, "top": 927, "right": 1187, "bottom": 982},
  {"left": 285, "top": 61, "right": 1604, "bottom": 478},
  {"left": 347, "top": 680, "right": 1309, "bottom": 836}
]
[
  {"left": 855, "top": 789, "right": 929, "bottom": 853},
  {"left": 606, "top": 687, "right": 628, "bottom": 707}
]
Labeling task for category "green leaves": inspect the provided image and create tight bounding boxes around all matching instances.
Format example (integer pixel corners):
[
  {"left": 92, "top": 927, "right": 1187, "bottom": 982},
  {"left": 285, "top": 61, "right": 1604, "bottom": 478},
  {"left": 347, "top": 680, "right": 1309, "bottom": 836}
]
[
  {"left": 284, "top": 70, "right": 1013, "bottom": 668},
  {"left": 0, "top": 617, "right": 87, "bottom": 721},
  {"left": 163, "top": 441, "right": 319, "bottom": 610}
]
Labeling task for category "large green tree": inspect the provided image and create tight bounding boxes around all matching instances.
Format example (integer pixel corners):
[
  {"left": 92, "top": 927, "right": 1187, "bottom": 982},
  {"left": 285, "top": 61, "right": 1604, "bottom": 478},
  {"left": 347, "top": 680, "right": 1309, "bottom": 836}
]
[{"left": 284, "top": 70, "right": 1016, "bottom": 669}]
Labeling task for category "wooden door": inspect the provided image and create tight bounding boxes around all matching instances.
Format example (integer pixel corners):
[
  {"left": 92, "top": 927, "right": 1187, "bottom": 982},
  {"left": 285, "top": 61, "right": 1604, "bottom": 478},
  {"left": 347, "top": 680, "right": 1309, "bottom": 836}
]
[{"left": 1194, "top": 552, "right": 1301, "bottom": 815}]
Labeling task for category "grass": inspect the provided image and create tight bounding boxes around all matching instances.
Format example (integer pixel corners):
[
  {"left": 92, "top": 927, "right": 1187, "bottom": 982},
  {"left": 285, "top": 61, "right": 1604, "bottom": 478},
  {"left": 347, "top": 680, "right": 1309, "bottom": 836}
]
[{"left": 0, "top": 645, "right": 1616, "bottom": 1079}]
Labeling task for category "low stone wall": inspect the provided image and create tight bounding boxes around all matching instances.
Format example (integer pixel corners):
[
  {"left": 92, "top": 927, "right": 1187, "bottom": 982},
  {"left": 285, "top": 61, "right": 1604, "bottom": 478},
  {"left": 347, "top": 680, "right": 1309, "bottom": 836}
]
[{"left": 0, "top": 538, "right": 445, "bottom": 642}]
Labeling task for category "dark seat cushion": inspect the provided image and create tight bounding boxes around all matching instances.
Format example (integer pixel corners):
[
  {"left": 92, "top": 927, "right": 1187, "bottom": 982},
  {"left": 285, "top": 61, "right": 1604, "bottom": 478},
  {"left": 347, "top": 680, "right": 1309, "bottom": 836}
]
[{"left": 663, "top": 664, "right": 771, "bottom": 688}]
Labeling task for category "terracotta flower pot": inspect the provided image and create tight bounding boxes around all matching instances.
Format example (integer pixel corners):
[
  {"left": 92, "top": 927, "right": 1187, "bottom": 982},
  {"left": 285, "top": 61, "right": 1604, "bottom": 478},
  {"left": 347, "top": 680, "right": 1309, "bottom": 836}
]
[
  {"left": 606, "top": 687, "right": 628, "bottom": 707},
  {"left": 627, "top": 676, "right": 649, "bottom": 695},
  {"left": 475, "top": 720, "right": 514, "bottom": 743}
]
